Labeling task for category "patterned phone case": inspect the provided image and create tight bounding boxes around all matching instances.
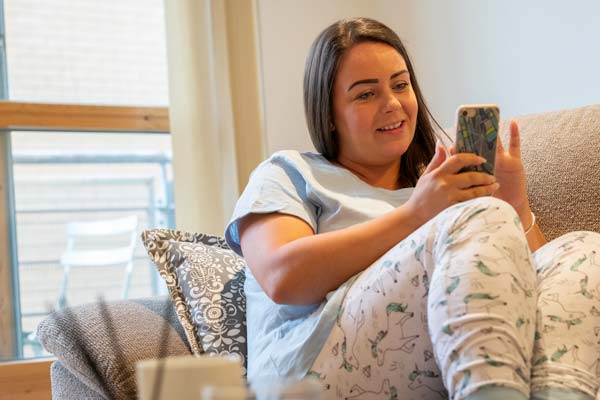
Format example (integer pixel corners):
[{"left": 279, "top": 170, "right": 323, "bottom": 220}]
[{"left": 455, "top": 105, "right": 499, "bottom": 175}]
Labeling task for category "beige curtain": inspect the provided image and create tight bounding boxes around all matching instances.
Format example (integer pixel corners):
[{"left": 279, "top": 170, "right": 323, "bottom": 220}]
[{"left": 163, "top": 0, "right": 265, "bottom": 235}]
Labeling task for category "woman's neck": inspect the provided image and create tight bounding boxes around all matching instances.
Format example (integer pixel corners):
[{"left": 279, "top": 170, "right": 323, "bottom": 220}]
[{"left": 334, "top": 156, "right": 403, "bottom": 190}]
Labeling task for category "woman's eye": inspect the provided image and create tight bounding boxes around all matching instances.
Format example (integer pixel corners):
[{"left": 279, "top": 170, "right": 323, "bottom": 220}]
[
  {"left": 393, "top": 82, "right": 409, "bottom": 91},
  {"left": 356, "top": 91, "right": 374, "bottom": 100}
]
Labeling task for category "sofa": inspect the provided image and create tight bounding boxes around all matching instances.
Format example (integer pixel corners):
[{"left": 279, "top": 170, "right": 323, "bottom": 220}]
[{"left": 37, "top": 105, "right": 600, "bottom": 399}]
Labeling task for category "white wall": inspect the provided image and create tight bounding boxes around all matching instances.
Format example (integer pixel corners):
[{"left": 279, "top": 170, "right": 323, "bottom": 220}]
[
  {"left": 256, "top": 0, "right": 401, "bottom": 153},
  {"left": 403, "top": 0, "right": 600, "bottom": 127},
  {"left": 256, "top": 0, "right": 600, "bottom": 153}
]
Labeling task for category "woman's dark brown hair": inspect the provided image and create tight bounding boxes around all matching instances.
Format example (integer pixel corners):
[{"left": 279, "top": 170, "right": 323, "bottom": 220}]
[{"left": 303, "top": 17, "right": 441, "bottom": 187}]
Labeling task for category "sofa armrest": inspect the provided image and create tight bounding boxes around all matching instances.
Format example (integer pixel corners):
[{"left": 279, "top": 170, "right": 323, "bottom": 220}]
[
  {"left": 37, "top": 297, "right": 192, "bottom": 400},
  {"left": 50, "top": 361, "right": 105, "bottom": 400}
]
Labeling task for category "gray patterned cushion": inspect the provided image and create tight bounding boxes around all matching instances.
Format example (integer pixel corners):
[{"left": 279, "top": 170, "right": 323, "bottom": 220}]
[{"left": 141, "top": 229, "right": 247, "bottom": 370}]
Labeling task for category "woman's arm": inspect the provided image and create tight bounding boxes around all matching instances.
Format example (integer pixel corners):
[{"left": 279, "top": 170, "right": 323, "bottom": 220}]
[
  {"left": 526, "top": 222, "right": 546, "bottom": 252},
  {"left": 239, "top": 204, "right": 420, "bottom": 306},
  {"left": 514, "top": 203, "right": 547, "bottom": 252},
  {"left": 239, "top": 150, "right": 498, "bottom": 305}
]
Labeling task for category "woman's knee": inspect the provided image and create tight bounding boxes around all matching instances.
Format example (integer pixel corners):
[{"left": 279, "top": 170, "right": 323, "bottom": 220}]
[
  {"left": 535, "top": 230, "right": 600, "bottom": 274},
  {"left": 431, "top": 197, "right": 525, "bottom": 251},
  {"left": 554, "top": 230, "right": 600, "bottom": 246},
  {"left": 442, "top": 196, "right": 518, "bottom": 221}
]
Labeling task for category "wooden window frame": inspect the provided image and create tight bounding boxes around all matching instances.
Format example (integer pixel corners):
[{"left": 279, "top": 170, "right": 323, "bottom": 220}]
[{"left": 0, "top": 101, "right": 169, "bottom": 361}]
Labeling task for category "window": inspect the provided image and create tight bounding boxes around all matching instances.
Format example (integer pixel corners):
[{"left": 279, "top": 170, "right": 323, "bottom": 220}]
[
  {"left": 4, "top": 0, "right": 168, "bottom": 105},
  {"left": 0, "top": 0, "right": 173, "bottom": 360}
]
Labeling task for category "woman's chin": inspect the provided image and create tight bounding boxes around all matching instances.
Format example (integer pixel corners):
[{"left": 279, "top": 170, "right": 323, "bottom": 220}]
[{"left": 380, "top": 145, "right": 410, "bottom": 160}]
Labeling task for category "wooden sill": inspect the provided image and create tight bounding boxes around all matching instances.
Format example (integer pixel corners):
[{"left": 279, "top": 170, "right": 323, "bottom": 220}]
[
  {"left": 0, "top": 102, "right": 169, "bottom": 133},
  {"left": 0, "top": 358, "right": 54, "bottom": 400}
]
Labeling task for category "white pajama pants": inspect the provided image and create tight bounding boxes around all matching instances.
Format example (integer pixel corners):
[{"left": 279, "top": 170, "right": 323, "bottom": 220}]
[{"left": 308, "top": 197, "right": 600, "bottom": 400}]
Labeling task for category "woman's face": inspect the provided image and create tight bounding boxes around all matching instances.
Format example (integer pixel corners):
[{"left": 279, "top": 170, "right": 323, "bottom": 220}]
[{"left": 332, "top": 41, "right": 418, "bottom": 168}]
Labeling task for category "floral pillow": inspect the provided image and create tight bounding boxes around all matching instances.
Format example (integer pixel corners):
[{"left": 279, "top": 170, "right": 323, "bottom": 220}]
[{"left": 141, "top": 229, "right": 247, "bottom": 370}]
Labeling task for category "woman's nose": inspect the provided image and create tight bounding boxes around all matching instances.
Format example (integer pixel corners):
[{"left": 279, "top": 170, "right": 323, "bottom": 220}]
[{"left": 382, "top": 91, "right": 402, "bottom": 113}]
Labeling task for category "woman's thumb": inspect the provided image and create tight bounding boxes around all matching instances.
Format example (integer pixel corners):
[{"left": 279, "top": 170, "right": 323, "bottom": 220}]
[{"left": 423, "top": 143, "right": 446, "bottom": 174}]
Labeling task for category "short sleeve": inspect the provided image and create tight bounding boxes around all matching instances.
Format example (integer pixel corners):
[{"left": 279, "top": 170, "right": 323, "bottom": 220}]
[{"left": 225, "top": 158, "right": 318, "bottom": 256}]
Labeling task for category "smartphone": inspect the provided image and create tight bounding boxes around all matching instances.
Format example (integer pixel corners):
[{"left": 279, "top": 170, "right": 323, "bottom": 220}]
[{"left": 454, "top": 104, "right": 499, "bottom": 175}]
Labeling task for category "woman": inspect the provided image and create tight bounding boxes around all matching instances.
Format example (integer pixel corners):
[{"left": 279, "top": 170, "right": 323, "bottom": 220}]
[{"left": 225, "top": 18, "right": 600, "bottom": 400}]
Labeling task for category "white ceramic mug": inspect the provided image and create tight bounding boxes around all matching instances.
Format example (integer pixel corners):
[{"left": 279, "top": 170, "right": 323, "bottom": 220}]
[{"left": 136, "top": 355, "right": 244, "bottom": 400}]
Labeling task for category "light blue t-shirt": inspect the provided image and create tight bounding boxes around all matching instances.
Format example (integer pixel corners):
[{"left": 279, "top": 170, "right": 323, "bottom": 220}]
[{"left": 224, "top": 150, "right": 413, "bottom": 381}]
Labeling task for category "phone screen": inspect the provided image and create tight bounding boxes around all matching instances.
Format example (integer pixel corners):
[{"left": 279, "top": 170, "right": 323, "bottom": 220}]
[{"left": 455, "top": 105, "right": 499, "bottom": 175}]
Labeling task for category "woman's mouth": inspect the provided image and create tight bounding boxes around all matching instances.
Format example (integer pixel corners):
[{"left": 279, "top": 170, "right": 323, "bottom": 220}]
[{"left": 376, "top": 120, "right": 405, "bottom": 134}]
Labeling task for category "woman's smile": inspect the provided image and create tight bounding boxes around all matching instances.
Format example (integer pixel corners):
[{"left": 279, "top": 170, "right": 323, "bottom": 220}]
[{"left": 376, "top": 120, "right": 407, "bottom": 134}]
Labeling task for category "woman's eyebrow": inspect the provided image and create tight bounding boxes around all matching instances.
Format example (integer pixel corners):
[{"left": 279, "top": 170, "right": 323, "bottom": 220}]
[
  {"left": 390, "top": 69, "right": 409, "bottom": 80},
  {"left": 347, "top": 78, "right": 377, "bottom": 92},
  {"left": 347, "top": 69, "right": 409, "bottom": 92}
]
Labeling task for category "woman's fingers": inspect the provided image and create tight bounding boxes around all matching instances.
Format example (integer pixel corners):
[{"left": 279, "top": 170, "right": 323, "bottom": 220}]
[
  {"left": 509, "top": 120, "right": 521, "bottom": 157},
  {"left": 436, "top": 153, "right": 486, "bottom": 175},
  {"left": 496, "top": 120, "right": 521, "bottom": 159},
  {"left": 457, "top": 182, "right": 500, "bottom": 202},
  {"left": 423, "top": 151, "right": 500, "bottom": 206},
  {"left": 451, "top": 171, "right": 496, "bottom": 189},
  {"left": 423, "top": 143, "right": 447, "bottom": 174}
]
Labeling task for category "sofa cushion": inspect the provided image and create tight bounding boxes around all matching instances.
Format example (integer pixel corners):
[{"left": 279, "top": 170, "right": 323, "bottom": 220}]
[
  {"left": 508, "top": 105, "right": 600, "bottom": 240},
  {"left": 37, "top": 297, "right": 190, "bottom": 400},
  {"left": 142, "top": 229, "right": 247, "bottom": 370}
]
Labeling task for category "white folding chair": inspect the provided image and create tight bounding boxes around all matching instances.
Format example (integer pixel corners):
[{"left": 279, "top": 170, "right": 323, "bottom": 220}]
[{"left": 56, "top": 215, "right": 139, "bottom": 310}]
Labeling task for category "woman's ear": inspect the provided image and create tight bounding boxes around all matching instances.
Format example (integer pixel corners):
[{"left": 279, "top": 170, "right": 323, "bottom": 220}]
[{"left": 329, "top": 121, "right": 335, "bottom": 131}]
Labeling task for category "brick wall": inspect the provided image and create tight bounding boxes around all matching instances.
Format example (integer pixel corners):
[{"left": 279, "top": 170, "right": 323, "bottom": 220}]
[{"left": 4, "top": 0, "right": 169, "bottom": 106}]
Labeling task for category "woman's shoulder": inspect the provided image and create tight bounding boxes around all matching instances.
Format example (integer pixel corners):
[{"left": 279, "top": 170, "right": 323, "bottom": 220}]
[
  {"left": 257, "top": 149, "right": 331, "bottom": 176},
  {"left": 268, "top": 149, "right": 327, "bottom": 166}
]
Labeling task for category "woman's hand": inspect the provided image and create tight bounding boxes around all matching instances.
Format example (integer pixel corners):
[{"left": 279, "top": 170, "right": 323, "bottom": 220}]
[
  {"left": 492, "top": 120, "right": 532, "bottom": 223},
  {"left": 444, "top": 120, "right": 532, "bottom": 226},
  {"left": 404, "top": 143, "right": 499, "bottom": 226}
]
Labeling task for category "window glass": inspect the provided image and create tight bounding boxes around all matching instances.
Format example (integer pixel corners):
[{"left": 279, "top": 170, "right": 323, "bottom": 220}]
[
  {"left": 4, "top": 0, "right": 169, "bottom": 106},
  {"left": 11, "top": 131, "right": 173, "bottom": 358}
]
